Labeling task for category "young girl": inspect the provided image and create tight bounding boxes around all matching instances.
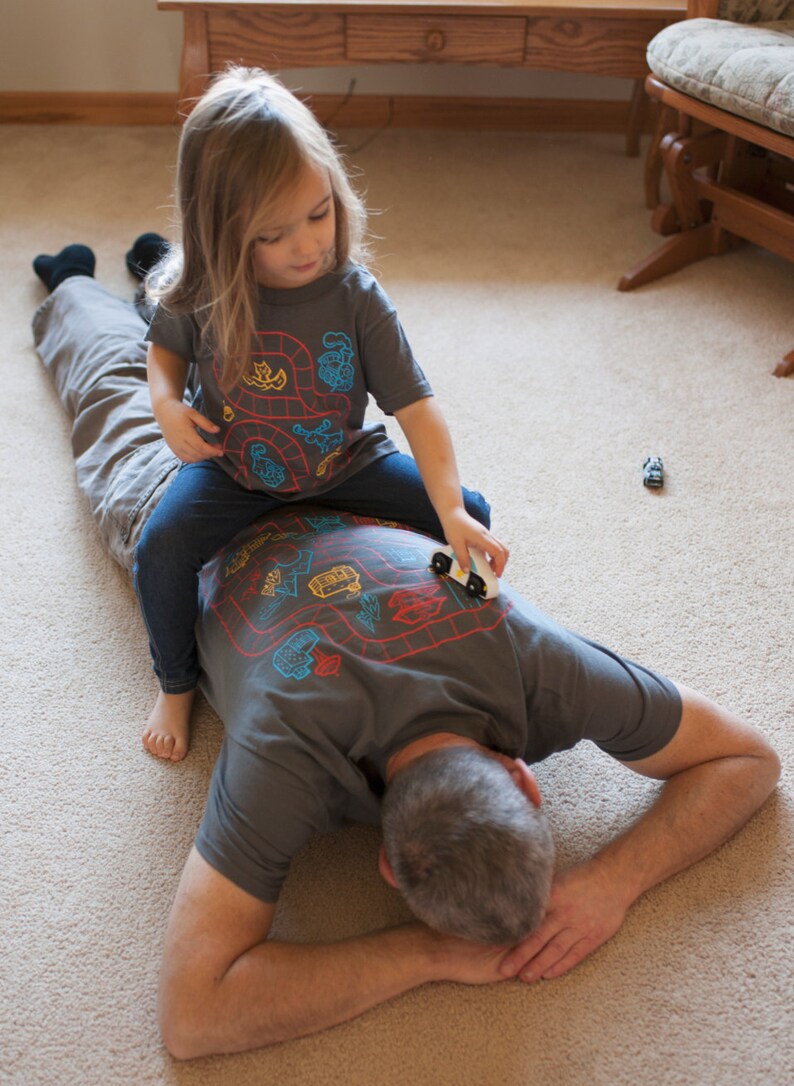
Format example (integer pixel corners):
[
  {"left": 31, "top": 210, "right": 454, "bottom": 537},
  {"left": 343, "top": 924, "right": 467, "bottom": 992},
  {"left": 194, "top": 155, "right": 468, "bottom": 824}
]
[{"left": 135, "top": 66, "right": 508, "bottom": 762}]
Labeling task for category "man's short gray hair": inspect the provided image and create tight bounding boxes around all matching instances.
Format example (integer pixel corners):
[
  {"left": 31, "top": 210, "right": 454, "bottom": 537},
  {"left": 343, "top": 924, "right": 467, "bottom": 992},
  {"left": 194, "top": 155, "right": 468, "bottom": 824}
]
[{"left": 381, "top": 746, "right": 554, "bottom": 944}]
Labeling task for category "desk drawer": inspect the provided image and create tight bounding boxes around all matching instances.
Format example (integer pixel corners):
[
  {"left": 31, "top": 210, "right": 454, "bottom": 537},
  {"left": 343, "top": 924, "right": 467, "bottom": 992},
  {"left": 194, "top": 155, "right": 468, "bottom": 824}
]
[
  {"left": 525, "top": 16, "right": 670, "bottom": 78},
  {"left": 208, "top": 10, "right": 346, "bottom": 70},
  {"left": 346, "top": 15, "right": 526, "bottom": 65}
]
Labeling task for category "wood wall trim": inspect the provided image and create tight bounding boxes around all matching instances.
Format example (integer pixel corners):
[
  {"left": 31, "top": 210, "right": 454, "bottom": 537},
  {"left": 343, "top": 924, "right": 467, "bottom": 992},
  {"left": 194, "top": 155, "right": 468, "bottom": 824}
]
[
  {"left": 0, "top": 90, "right": 644, "bottom": 133},
  {"left": 310, "top": 92, "right": 636, "bottom": 131},
  {"left": 0, "top": 93, "right": 182, "bottom": 126}
]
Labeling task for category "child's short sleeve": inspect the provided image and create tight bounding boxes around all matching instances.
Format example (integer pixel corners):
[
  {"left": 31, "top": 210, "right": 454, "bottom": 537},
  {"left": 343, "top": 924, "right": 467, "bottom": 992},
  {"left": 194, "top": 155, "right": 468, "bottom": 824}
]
[
  {"left": 145, "top": 304, "right": 203, "bottom": 365},
  {"left": 354, "top": 276, "right": 433, "bottom": 416}
]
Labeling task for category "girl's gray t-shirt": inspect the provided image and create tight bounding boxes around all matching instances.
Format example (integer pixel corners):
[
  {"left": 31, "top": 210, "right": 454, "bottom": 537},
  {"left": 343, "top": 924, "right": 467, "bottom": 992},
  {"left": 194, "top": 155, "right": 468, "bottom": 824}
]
[{"left": 145, "top": 261, "right": 432, "bottom": 498}]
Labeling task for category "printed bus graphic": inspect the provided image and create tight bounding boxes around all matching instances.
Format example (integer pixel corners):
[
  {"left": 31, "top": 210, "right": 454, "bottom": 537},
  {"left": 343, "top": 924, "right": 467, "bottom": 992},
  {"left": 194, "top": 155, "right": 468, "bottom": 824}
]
[{"left": 308, "top": 564, "right": 361, "bottom": 599}]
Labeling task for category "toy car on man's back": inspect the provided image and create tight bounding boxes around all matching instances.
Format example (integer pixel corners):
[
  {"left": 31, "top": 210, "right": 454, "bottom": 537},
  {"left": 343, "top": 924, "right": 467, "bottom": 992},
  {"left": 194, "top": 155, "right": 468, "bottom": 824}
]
[{"left": 429, "top": 545, "right": 500, "bottom": 599}]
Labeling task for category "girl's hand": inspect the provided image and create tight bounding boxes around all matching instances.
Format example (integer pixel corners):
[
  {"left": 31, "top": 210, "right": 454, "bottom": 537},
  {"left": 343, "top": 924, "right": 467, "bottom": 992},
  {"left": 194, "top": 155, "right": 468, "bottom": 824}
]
[
  {"left": 156, "top": 400, "right": 224, "bottom": 463},
  {"left": 440, "top": 509, "right": 509, "bottom": 578}
]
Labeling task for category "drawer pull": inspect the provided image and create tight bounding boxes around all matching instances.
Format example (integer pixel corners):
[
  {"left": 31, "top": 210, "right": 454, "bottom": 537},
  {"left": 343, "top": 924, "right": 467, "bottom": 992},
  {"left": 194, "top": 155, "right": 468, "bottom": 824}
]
[
  {"left": 558, "top": 20, "right": 581, "bottom": 41},
  {"left": 346, "top": 14, "right": 526, "bottom": 65}
]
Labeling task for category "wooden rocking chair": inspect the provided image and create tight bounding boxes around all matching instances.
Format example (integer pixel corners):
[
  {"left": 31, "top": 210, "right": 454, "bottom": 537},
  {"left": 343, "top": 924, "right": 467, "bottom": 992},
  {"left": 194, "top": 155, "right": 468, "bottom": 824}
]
[{"left": 618, "top": 0, "right": 794, "bottom": 376}]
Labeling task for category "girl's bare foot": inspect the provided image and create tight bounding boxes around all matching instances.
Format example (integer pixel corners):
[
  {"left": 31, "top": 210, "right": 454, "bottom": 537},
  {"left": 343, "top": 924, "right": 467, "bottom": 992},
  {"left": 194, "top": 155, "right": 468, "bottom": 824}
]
[{"left": 142, "top": 689, "right": 194, "bottom": 762}]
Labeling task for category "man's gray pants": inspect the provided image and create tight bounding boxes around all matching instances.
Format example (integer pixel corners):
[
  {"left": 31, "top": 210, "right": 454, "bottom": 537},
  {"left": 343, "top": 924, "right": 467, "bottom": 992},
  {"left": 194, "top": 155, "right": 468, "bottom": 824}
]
[{"left": 32, "top": 277, "right": 178, "bottom": 572}]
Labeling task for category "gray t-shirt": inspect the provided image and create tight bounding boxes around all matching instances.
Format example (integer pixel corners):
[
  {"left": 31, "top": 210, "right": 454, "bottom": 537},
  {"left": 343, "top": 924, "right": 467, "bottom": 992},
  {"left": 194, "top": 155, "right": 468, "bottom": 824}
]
[
  {"left": 145, "top": 261, "right": 432, "bottom": 498},
  {"left": 194, "top": 508, "right": 682, "bottom": 903}
]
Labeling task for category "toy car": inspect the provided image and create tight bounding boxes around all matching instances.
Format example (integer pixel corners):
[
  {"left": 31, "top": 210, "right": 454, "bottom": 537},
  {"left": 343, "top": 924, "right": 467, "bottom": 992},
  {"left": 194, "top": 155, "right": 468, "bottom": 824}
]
[
  {"left": 429, "top": 545, "right": 500, "bottom": 599},
  {"left": 643, "top": 456, "right": 664, "bottom": 489}
]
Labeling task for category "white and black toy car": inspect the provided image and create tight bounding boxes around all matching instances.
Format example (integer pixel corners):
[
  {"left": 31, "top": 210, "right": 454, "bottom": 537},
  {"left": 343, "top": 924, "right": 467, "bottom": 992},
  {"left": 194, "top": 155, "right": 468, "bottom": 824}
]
[{"left": 429, "top": 544, "right": 500, "bottom": 600}]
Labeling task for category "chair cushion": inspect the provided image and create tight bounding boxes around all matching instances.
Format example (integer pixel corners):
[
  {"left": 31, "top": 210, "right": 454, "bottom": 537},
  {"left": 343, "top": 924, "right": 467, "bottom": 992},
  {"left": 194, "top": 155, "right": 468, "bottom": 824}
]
[{"left": 647, "top": 18, "right": 794, "bottom": 136}]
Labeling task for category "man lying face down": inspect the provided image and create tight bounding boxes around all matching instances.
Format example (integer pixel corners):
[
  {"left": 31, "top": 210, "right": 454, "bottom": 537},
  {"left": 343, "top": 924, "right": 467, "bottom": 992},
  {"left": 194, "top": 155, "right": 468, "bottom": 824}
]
[
  {"left": 192, "top": 505, "right": 564, "bottom": 942},
  {"left": 33, "top": 274, "right": 780, "bottom": 1060},
  {"left": 142, "top": 501, "right": 778, "bottom": 1059}
]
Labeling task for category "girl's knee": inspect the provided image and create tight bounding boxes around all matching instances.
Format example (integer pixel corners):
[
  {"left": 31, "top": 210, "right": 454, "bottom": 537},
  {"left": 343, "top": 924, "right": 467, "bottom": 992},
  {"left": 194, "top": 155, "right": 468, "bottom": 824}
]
[
  {"left": 464, "top": 490, "right": 491, "bottom": 529},
  {"left": 136, "top": 511, "right": 193, "bottom": 569}
]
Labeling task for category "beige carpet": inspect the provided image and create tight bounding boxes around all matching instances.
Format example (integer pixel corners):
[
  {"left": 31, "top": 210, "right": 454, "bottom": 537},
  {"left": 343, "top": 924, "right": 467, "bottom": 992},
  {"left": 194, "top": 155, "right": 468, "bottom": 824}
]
[{"left": 2, "top": 123, "right": 792, "bottom": 1086}]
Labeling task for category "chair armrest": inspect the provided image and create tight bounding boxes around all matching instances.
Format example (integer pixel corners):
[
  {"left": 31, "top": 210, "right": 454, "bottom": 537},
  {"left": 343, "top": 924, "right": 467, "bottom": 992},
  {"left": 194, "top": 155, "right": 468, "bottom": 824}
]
[{"left": 694, "top": 0, "right": 794, "bottom": 20}]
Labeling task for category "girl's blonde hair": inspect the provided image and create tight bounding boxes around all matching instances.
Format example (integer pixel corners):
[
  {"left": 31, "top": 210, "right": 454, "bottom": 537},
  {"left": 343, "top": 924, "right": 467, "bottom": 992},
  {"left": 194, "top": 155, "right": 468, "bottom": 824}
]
[{"left": 151, "top": 66, "right": 369, "bottom": 390}]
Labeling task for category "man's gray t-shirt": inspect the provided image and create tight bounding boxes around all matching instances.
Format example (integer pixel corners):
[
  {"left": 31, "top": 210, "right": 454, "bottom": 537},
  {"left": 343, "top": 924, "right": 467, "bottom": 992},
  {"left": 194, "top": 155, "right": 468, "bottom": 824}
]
[
  {"left": 194, "top": 508, "right": 682, "bottom": 903},
  {"left": 145, "top": 261, "right": 432, "bottom": 498}
]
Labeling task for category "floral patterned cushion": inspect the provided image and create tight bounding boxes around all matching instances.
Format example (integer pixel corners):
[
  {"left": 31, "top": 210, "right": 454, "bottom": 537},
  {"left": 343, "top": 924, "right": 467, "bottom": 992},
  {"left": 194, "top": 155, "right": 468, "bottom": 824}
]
[{"left": 647, "top": 18, "right": 794, "bottom": 136}]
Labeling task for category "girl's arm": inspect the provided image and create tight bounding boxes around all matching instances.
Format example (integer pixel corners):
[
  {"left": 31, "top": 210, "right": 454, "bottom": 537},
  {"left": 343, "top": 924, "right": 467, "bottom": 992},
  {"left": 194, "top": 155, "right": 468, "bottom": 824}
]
[
  {"left": 394, "top": 396, "right": 508, "bottom": 576},
  {"left": 147, "top": 343, "right": 223, "bottom": 463}
]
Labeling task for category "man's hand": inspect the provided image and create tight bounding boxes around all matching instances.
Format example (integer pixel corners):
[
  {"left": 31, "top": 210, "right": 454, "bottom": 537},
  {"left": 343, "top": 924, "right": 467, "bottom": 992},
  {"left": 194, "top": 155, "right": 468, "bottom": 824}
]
[
  {"left": 498, "top": 861, "right": 628, "bottom": 984},
  {"left": 427, "top": 927, "right": 516, "bottom": 986},
  {"left": 157, "top": 399, "right": 223, "bottom": 463}
]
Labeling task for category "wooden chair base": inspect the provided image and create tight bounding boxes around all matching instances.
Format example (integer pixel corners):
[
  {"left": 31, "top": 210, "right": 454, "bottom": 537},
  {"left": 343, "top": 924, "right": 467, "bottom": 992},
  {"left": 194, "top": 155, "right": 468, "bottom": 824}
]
[
  {"left": 618, "top": 222, "right": 731, "bottom": 290},
  {"left": 621, "top": 77, "right": 794, "bottom": 375},
  {"left": 773, "top": 350, "right": 794, "bottom": 378}
]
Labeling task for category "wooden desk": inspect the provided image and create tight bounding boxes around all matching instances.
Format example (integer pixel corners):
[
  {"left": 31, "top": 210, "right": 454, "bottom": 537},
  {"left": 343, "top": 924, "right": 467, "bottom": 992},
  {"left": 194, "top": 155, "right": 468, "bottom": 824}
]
[{"left": 159, "top": 0, "right": 686, "bottom": 140}]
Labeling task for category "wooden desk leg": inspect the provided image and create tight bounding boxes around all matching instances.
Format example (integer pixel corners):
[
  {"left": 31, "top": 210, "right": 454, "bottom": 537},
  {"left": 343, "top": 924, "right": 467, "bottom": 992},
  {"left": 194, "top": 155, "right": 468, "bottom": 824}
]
[
  {"left": 179, "top": 10, "right": 211, "bottom": 109},
  {"left": 626, "top": 78, "right": 646, "bottom": 158}
]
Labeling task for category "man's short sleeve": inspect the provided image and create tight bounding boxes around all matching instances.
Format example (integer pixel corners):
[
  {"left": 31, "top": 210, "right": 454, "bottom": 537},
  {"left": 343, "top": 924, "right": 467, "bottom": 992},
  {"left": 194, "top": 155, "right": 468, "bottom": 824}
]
[
  {"left": 503, "top": 591, "right": 682, "bottom": 765},
  {"left": 195, "top": 734, "right": 340, "bottom": 903},
  {"left": 572, "top": 637, "right": 683, "bottom": 761}
]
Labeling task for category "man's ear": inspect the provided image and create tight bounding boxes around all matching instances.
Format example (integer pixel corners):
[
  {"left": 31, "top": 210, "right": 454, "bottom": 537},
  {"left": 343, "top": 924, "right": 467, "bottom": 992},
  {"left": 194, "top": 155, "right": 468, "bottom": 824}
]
[
  {"left": 378, "top": 845, "right": 398, "bottom": 888},
  {"left": 510, "top": 758, "right": 542, "bottom": 808}
]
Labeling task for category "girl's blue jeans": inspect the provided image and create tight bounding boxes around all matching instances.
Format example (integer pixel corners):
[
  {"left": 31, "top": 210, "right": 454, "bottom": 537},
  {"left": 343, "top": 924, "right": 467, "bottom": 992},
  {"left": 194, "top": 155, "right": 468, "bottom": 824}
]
[{"left": 132, "top": 451, "right": 491, "bottom": 693}]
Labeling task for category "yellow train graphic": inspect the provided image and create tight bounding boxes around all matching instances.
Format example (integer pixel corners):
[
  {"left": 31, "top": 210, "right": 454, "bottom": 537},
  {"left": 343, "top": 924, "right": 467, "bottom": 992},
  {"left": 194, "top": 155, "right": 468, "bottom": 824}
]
[{"left": 223, "top": 533, "right": 274, "bottom": 576}]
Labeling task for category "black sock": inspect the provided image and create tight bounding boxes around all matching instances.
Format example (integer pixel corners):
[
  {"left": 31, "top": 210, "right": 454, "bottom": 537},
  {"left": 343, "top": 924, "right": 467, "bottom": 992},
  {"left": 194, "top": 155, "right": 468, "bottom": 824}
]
[
  {"left": 33, "top": 244, "right": 96, "bottom": 293},
  {"left": 126, "top": 232, "right": 169, "bottom": 280}
]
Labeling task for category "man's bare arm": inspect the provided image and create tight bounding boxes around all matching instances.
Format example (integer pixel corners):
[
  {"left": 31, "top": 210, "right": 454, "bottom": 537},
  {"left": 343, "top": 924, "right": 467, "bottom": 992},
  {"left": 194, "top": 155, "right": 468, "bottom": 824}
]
[
  {"left": 499, "top": 683, "right": 781, "bottom": 983},
  {"left": 159, "top": 848, "right": 511, "bottom": 1059}
]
